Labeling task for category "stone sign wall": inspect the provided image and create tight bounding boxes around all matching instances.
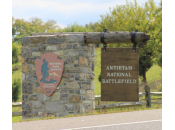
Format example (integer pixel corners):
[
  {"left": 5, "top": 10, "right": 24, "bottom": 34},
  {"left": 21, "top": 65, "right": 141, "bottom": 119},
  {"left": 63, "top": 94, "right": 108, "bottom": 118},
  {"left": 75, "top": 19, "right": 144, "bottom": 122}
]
[{"left": 22, "top": 34, "right": 95, "bottom": 120}]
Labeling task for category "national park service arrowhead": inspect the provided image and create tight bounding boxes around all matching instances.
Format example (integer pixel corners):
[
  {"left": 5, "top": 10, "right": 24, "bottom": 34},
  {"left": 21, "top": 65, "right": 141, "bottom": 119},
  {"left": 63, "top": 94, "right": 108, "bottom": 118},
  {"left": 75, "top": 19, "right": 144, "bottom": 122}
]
[{"left": 35, "top": 53, "right": 64, "bottom": 97}]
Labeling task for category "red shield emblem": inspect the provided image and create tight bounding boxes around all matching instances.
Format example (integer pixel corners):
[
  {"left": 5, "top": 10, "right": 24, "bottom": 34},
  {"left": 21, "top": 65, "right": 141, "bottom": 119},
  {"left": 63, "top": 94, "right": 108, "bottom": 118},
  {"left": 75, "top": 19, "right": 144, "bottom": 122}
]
[{"left": 35, "top": 53, "right": 64, "bottom": 97}]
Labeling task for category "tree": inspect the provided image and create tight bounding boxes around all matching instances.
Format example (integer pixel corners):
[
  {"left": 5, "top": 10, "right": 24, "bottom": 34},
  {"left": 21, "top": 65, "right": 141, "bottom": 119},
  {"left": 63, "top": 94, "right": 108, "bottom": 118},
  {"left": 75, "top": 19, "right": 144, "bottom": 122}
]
[
  {"left": 40, "top": 58, "right": 57, "bottom": 83},
  {"left": 96, "top": 0, "right": 162, "bottom": 85},
  {"left": 61, "top": 22, "right": 94, "bottom": 32},
  {"left": 12, "top": 79, "right": 21, "bottom": 102},
  {"left": 157, "top": 53, "right": 162, "bottom": 67},
  {"left": 44, "top": 19, "right": 61, "bottom": 33}
]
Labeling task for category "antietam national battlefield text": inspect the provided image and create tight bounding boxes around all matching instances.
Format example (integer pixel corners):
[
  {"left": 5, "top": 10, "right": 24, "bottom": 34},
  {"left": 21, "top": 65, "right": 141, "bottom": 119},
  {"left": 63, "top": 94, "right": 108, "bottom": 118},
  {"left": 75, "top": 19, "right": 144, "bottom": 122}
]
[{"left": 102, "top": 66, "right": 136, "bottom": 84}]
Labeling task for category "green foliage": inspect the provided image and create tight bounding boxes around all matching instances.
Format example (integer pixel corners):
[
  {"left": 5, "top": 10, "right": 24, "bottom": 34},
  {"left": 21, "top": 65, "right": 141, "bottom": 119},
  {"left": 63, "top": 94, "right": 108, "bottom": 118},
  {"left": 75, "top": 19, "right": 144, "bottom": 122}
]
[
  {"left": 12, "top": 42, "right": 21, "bottom": 64},
  {"left": 12, "top": 17, "right": 61, "bottom": 42},
  {"left": 95, "top": 0, "right": 162, "bottom": 82},
  {"left": 60, "top": 22, "right": 94, "bottom": 32},
  {"left": 157, "top": 53, "right": 162, "bottom": 67},
  {"left": 12, "top": 78, "right": 21, "bottom": 102}
]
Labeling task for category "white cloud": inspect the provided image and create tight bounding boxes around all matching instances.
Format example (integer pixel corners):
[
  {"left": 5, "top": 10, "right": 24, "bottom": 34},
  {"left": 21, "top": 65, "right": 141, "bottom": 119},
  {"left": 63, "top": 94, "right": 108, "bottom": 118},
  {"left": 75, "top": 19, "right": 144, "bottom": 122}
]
[{"left": 12, "top": 0, "right": 125, "bottom": 16}]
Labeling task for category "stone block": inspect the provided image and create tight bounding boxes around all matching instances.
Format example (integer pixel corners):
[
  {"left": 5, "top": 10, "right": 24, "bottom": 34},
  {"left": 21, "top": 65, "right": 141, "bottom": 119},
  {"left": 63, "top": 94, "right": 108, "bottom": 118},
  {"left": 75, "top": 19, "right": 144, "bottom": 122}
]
[
  {"left": 78, "top": 35, "right": 84, "bottom": 43},
  {"left": 58, "top": 79, "right": 64, "bottom": 86},
  {"left": 74, "top": 58, "right": 79, "bottom": 67},
  {"left": 79, "top": 57, "right": 88, "bottom": 67},
  {"left": 82, "top": 68, "right": 89, "bottom": 73},
  {"left": 61, "top": 94, "right": 68, "bottom": 100},
  {"left": 92, "top": 63, "right": 94, "bottom": 71},
  {"left": 47, "top": 38, "right": 65, "bottom": 44},
  {"left": 30, "top": 37, "right": 47, "bottom": 44},
  {"left": 82, "top": 82, "right": 90, "bottom": 89},
  {"left": 88, "top": 57, "right": 94, "bottom": 63},
  {"left": 46, "top": 46, "right": 57, "bottom": 51},
  {"left": 22, "top": 95, "right": 28, "bottom": 101},
  {"left": 65, "top": 64, "right": 73, "bottom": 68},
  {"left": 80, "top": 44, "right": 88, "bottom": 50},
  {"left": 84, "top": 104, "right": 93, "bottom": 112},
  {"left": 54, "top": 113, "right": 60, "bottom": 117},
  {"left": 86, "top": 73, "right": 94, "bottom": 79},
  {"left": 22, "top": 65, "right": 31, "bottom": 72},
  {"left": 62, "top": 73, "right": 74, "bottom": 78},
  {"left": 75, "top": 104, "right": 85, "bottom": 114},
  {"left": 59, "top": 100, "right": 67, "bottom": 104},
  {"left": 33, "top": 45, "right": 46, "bottom": 52},
  {"left": 60, "top": 44, "right": 72, "bottom": 49},
  {"left": 50, "top": 91, "right": 61, "bottom": 101},
  {"left": 22, "top": 73, "right": 25, "bottom": 81},
  {"left": 66, "top": 82, "right": 81, "bottom": 89},
  {"left": 38, "top": 111, "right": 44, "bottom": 116},
  {"left": 29, "top": 110, "right": 38, "bottom": 116},
  {"left": 33, "top": 83, "right": 44, "bottom": 93},
  {"left": 86, "top": 90, "right": 95, "bottom": 100},
  {"left": 31, "top": 101, "right": 45, "bottom": 109},
  {"left": 65, "top": 104, "right": 74, "bottom": 112},
  {"left": 64, "top": 78, "right": 74, "bottom": 82},
  {"left": 26, "top": 57, "right": 39, "bottom": 64},
  {"left": 75, "top": 104, "right": 80, "bottom": 113},
  {"left": 22, "top": 82, "right": 32, "bottom": 94},
  {"left": 22, "top": 58, "right": 25, "bottom": 64},
  {"left": 75, "top": 74, "right": 86, "bottom": 81},
  {"left": 91, "top": 46, "right": 95, "bottom": 56},
  {"left": 32, "top": 52, "right": 41, "bottom": 56},
  {"left": 38, "top": 93, "right": 50, "bottom": 101},
  {"left": 66, "top": 35, "right": 78, "bottom": 43},
  {"left": 90, "top": 81, "right": 95, "bottom": 90},
  {"left": 73, "top": 44, "right": 79, "bottom": 49},
  {"left": 64, "top": 68, "right": 82, "bottom": 73},
  {"left": 69, "top": 95, "right": 80, "bottom": 103},
  {"left": 93, "top": 101, "right": 95, "bottom": 109},
  {"left": 22, "top": 111, "right": 28, "bottom": 116},
  {"left": 59, "top": 112, "right": 67, "bottom": 117},
  {"left": 66, "top": 57, "right": 74, "bottom": 64},
  {"left": 21, "top": 36, "right": 29, "bottom": 46},
  {"left": 29, "top": 95, "right": 38, "bottom": 100},
  {"left": 46, "top": 102, "right": 65, "bottom": 112},
  {"left": 80, "top": 89, "right": 86, "bottom": 94},
  {"left": 82, "top": 100, "right": 92, "bottom": 104},
  {"left": 22, "top": 102, "right": 32, "bottom": 110},
  {"left": 26, "top": 75, "right": 38, "bottom": 82},
  {"left": 68, "top": 50, "right": 78, "bottom": 56},
  {"left": 22, "top": 48, "right": 31, "bottom": 56},
  {"left": 53, "top": 51, "right": 63, "bottom": 56}
]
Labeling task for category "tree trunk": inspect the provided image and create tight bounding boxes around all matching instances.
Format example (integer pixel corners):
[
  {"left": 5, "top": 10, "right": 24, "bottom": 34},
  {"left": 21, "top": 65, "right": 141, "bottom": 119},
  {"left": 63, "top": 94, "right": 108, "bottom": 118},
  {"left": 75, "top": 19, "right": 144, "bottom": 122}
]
[
  {"left": 143, "top": 64, "right": 147, "bottom": 85},
  {"left": 142, "top": 56, "right": 147, "bottom": 85}
]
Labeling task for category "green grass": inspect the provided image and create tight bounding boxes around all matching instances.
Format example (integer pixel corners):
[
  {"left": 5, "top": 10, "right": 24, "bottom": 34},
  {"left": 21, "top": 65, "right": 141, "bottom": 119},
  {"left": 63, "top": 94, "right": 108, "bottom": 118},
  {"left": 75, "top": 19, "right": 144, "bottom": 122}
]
[
  {"left": 94, "top": 48, "right": 102, "bottom": 95},
  {"left": 12, "top": 102, "right": 162, "bottom": 123},
  {"left": 12, "top": 107, "right": 22, "bottom": 123}
]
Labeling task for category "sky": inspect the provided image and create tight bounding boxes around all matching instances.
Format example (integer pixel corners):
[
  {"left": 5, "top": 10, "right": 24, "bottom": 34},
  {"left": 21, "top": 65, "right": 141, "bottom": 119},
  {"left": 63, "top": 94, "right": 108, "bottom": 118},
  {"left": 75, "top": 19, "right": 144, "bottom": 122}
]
[{"left": 12, "top": 0, "right": 161, "bottom": 28}]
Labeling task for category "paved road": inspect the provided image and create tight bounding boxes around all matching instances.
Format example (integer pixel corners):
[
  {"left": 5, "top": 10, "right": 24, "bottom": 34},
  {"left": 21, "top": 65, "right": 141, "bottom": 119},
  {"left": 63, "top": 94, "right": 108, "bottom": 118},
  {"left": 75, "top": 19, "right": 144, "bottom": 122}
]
[{"left": 12, "top": 109, "right": 162, "bottom": 130}]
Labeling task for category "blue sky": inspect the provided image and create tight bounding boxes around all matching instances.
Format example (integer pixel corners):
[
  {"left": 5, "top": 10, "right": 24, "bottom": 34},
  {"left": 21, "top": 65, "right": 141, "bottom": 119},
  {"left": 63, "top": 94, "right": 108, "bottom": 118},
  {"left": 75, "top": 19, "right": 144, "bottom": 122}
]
[{"left": 12, "top": 0, "right": 161, "bottom": 28}]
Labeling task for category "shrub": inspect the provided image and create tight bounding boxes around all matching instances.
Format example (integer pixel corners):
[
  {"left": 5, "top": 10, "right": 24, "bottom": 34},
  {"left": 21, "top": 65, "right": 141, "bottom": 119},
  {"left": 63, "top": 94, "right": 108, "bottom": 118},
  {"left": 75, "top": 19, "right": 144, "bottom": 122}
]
[
  {"left": 12, "top": 42, "right": 21, "bottom": 64},
  {"left": 12, "top": 78, "right": 21, "bottom": 102}
]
